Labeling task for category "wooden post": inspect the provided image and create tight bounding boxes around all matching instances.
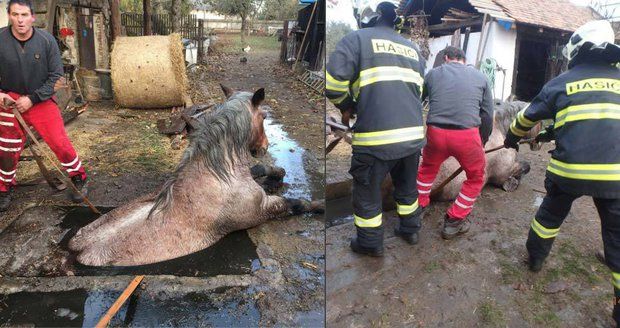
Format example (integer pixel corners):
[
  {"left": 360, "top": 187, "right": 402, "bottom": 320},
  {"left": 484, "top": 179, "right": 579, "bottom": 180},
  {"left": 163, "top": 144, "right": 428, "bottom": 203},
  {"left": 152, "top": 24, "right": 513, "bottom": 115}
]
[
  {"left": 198, "top": 19, "right": 205, "bottom": 63},
  {"left": 475, "top": 14, "right": 491, "bottom": 68},
  {"left": 143, "top": 0, "right": 152, "bottom": 36},
  {"left": 110, "top": 0, "right": 121, "bottom": 41},
  {"left": 280, "top": 20, "right": 289, "bottom": 62}
]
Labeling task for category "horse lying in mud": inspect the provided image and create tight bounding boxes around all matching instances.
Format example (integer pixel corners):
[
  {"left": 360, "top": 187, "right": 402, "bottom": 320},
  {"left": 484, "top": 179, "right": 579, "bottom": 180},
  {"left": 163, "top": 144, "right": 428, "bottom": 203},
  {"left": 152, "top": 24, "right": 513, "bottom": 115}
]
[
  {"left": 69, "top": 86, "right": 322, "bottom": 266},
  {"left": 425, "top": 100, "right": 541, "bottom": 201}
]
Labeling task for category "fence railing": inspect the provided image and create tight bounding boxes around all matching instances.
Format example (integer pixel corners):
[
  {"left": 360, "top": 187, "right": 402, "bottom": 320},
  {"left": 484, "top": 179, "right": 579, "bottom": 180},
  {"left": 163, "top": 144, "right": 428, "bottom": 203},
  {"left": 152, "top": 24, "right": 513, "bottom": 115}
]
[{"left": 121, "top": 13, "right": 206, "bottom": 63}]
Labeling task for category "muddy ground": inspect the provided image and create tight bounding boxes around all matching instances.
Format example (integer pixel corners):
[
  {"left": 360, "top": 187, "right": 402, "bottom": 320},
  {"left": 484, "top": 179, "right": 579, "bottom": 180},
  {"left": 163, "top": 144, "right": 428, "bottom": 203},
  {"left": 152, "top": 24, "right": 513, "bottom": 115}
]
[
  {"left": 0, "top": 34, "right": 324, "bottom": 327},
  {"left": 326, "top": 115, "right": 614, "bottom": 327}
]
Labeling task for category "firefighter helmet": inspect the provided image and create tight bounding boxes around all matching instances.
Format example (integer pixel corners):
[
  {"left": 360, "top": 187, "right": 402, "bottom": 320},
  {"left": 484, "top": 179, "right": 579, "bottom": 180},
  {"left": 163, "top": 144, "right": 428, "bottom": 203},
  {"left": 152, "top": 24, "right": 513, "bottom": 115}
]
[
  {"left": 563, "top": 20, "right": 616, "bottom": 62},
  {"left": 353, "top": 0, "right": 400, "bottom": 29}
]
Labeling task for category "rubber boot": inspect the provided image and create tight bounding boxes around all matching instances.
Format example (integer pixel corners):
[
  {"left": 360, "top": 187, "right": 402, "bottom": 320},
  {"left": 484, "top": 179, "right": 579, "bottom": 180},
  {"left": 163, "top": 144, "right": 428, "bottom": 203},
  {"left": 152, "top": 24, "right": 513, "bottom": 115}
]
[
  {"left": 68, "top": 175, "right": 88, "bottom": 203},
  {"left": 394, "top": 227, "right": 419, "bottom": 245},
  {"left": 350, "top": 238, "right": 384, "bottom": 257},
  {"left": 441, "top": 215, "right": 470, "bottom": 240}
]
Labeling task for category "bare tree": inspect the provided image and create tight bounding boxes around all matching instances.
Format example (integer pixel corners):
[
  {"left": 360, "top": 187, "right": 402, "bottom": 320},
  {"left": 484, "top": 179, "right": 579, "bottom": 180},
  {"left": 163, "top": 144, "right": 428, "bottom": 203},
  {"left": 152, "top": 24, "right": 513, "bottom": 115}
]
[{"left": 209, "top": 0, "right": 257, "bottom": 45}]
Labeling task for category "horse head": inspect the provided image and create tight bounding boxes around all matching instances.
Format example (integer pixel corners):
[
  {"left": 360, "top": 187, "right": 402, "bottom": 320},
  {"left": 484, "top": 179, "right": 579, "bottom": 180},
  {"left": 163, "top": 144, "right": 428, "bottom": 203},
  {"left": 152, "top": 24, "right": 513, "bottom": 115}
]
[{"left": 220, "top": 84, "right": 269, "bottom": 157}]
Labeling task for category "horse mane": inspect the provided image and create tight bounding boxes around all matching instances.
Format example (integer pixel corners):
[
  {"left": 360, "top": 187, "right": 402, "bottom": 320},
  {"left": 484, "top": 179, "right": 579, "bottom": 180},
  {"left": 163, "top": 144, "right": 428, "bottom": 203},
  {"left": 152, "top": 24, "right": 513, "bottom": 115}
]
[
  {"left": 147, "top": 92, "right": 254, "bottom": 219},
  {"left": 493, "top": 100, "right": 530, "bottom": 135}
]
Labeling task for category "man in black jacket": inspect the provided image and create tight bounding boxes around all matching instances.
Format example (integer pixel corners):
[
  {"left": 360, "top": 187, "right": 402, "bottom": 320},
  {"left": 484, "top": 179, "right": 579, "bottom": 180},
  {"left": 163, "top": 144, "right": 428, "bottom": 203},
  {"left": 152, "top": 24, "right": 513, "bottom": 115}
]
[
  {"left": 0, "top": 0, "right": 88, "bottom": 210},
  {"left": 503, "top": 20, "right": 620, "bottom": 323},
  {"left": 326, "top": 0, "right": 426, "bottom": 256}
]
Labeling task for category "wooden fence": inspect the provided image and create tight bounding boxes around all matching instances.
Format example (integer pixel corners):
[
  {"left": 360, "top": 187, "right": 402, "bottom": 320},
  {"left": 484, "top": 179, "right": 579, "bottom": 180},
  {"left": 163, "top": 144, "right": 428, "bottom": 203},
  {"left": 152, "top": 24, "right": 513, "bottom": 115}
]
[{"left": 121, "top": 13, "right": 206, "bottom": 62}]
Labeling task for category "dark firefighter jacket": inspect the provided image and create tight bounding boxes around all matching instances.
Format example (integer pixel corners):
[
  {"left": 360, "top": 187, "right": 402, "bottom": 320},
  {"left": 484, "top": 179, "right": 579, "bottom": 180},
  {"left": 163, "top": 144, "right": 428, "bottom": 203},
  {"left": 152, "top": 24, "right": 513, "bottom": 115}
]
[
  {"left": 326, "top": 25, "right": 426, "bottom": 160},
  {"left": 506, "top": 62, "right": 620, "bottom": 198}
]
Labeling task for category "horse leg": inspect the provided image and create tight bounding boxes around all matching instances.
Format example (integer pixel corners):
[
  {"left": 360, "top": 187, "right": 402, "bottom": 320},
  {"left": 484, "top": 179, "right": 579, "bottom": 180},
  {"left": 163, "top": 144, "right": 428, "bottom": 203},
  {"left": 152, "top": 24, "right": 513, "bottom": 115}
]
[
  {"left": 251, "top": 164, "right": 286, "bottom": 194},
  {"left": 261, "top": 195, "right": 325, "bottom": 219}
]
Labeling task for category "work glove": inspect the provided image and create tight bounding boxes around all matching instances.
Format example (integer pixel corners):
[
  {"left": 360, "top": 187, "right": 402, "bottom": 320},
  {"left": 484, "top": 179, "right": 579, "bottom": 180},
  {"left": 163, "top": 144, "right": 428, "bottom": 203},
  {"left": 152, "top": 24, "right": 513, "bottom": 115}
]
[
  {"left": 504, "top": 133, "right": 520, "bottom": 151},
  {"left": 534, "top": 125, "right": 555, "bottom": 143}
]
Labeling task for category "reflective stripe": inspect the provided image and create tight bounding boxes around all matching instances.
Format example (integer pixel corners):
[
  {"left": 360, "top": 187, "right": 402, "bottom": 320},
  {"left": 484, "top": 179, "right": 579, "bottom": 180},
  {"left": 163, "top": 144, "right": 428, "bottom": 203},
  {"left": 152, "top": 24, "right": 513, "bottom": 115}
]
[
  {"left": 0, "top": 121, "right": 14, "bottom": 127},
  {"left": 612, "top": 272, "right": 620, "bottom": 289},
  {"left": 351, "top": 78, "right": 360, "bottom": 100},
  {"left": 0, "top": 145, "right": 20, "bottom": 152},
  {"left": 66, "top": 162, "right": 82, "bottom": 173},
  {"left": 530, "top": 218, "right": 559, "bottom": 239},
  {"left": 417, "top": 180, "right": 433, "bottom": 187},
  {"left": 516, "top": 108, "right": 537, "bottom": 128},
  {"left": 458, "top": 193, "right": 476, "bottom": 202},
  {"left": 566, "top": 78, "right": 620, "bottom": 96},
  {"left": 326, "top": 72, "right": 349, "bottom": 92},
  {"left": 555, "top": 103, "right": 620, "bottom": 128},
  {"left": 352, "top": 126, "right": 424, "bottom": 146},
  {"left": 0, "top": 176, "right": 13, "bottom": 182},
  {"left": 547, "top": 158, "right": 620, "bottom": 181},
  {"left": 359, "top": 66, "right": 423, "bottom": 92},
  {"left": 509, "top": 120, "right": 528, "bottom": 137},
  {"left": 0, "top": 137, "right": 21, "bottom": 143},
  {"left": 354, "top": 213, "right": 382, "bottom": 228},
  {"left": 0, "top": 112, "right": 14, "bottom": 118},
  {"left": 418, "top": 189, "right": 431, "bottom": 194},
  {"left": 397, "top": 199, "right": 418, "bottom": 216},
  {"left": 329, "top": 93, "right": 349, "bottom": 105},
  {"left": 62, "top": 157, "right": 79, "bottom": 167},
  {"left": 0, "top": 168, "right": 16, "bottom": 176},
  {"left": 454, "top": 199, "right": 472, "bottom": 209}
]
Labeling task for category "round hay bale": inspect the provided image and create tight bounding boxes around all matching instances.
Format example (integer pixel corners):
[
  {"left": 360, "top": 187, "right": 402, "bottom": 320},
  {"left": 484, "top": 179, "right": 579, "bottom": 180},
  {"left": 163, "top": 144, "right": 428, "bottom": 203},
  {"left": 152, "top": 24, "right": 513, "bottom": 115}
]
[{"left": 111, "top": 34, "right": 188, "bottom": 109}]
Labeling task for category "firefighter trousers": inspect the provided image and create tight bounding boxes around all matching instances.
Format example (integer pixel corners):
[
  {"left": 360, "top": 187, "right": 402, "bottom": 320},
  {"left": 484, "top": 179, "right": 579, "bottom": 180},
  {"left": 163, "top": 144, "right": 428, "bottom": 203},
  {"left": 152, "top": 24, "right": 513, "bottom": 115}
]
[
  {"left": 0, "top": 92, "right": 86, "bottom": 192},
  {"left": 527, "top": 177, "right": 620, "bottom": 298},
  {"left": 349, "top": 151, "right": 422, "bottom": 249}
]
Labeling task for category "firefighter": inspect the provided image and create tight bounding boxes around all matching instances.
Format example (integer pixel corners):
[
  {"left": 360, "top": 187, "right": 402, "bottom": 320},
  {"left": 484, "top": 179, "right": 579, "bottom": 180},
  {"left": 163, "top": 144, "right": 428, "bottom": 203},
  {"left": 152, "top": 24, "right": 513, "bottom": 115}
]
[
  {"left": 416, "top": 46, "right": 494, "bottom": 239},
  {"left": 326, "top": 0, "right": 426, "bottom": 256},
  {"left": 0, "top": 0, "right": 89, "bottom": 210},
  {"left": 503, "top": 20, "right": 620, "bottom": 323}
]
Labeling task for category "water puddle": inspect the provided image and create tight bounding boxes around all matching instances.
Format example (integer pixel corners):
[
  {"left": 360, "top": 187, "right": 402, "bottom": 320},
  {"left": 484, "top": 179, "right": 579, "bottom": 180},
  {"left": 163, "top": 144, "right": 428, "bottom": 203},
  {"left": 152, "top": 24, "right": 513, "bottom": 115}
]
[
  {"left": 326, "top": 195, "right": 353, "bottom": 227},
  {"left": 0, "top": 288, "right": 259, "bottom": 327},
  {"left": 59, "top": 206, "right": 259, "bottom": 277},
  {"left": 264, "top": 117, "right": 322, "bottom": 200}
]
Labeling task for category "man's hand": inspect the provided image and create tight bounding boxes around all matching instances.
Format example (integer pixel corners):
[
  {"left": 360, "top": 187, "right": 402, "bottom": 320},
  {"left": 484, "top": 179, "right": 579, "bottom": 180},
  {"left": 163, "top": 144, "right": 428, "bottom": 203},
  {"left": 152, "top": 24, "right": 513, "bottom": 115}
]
[
  {"left": 54, "top": 77, "right": 68, "bottom": 92},
  {"left": 14, "top": 96, "right": 33, "bottom": 113},
  {"left": 0, "top": 93, "right": 13, "bottom": 108},
  {"left": 504, "top": 133, "right": 520, "bottom": 151}
]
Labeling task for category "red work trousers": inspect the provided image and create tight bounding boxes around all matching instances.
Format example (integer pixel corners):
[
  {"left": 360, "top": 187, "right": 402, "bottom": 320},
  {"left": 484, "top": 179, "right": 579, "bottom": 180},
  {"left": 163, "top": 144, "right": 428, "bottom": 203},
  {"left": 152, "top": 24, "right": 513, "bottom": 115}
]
[
  {"left": 417, "top": 126, "right": 486, "bottom": 220},
  {"left": 0, "top": 92, "right": 86, "bottom": 192}
]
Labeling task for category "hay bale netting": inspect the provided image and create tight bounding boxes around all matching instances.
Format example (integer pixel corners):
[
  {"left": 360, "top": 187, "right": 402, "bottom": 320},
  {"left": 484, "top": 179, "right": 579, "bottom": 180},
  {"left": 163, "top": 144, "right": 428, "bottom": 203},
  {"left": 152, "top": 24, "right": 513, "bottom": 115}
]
[{"left": 111, "top": 34, "right": 188, "bottom": 109}]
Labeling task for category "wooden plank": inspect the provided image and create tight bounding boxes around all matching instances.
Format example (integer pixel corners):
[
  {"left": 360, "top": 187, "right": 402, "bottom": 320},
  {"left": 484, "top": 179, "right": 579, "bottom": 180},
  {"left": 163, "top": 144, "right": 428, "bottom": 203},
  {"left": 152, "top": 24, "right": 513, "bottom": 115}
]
[{"left": 428, "top": 17, "right": 483, "bottom": 32}]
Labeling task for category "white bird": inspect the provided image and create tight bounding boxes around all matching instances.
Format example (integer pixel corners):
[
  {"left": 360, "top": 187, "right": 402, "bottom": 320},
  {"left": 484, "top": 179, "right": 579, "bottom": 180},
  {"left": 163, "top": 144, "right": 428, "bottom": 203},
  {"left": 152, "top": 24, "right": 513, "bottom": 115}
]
[{"left": 243, "top": 45, "right": 251, "bottom": 53}]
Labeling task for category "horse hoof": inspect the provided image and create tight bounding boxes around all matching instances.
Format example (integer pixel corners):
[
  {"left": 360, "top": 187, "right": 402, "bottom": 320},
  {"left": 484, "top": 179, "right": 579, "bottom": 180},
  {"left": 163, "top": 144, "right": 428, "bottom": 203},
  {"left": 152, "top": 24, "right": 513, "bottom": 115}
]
[{"left": 502, "top": 177, "right": 519, "bottom": 192}]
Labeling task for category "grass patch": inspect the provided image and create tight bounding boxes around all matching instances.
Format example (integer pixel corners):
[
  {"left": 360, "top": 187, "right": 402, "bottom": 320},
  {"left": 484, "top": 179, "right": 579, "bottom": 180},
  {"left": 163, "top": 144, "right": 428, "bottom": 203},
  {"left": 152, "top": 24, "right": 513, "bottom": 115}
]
[
  {"left": 478, "top": 300, "right": 506, "bottom": 326},
  {"left": 219, "top": 34, "right": 280, "bottom": 53},
  {"left": 499, "top": 259, "right": 524, "bottom": 284},
  {"left": 533, "top": 311, "right": 561, "bottom": 327},
  {"left": 424, "top": 261, "right": 440, "bottom": 274}
]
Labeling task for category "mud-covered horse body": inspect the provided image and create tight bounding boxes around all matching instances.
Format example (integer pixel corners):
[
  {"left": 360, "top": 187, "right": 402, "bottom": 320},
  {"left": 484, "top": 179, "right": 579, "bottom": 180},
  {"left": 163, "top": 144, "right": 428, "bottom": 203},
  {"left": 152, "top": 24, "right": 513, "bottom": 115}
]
[{"left": 69, "top": 86, "right": 320, "bottom": 266}]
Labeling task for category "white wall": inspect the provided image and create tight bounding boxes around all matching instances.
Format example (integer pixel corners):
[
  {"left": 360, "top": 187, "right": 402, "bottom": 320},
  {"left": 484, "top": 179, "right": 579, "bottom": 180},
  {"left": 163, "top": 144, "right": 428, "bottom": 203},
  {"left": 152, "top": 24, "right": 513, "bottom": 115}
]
[
  {"left": 425, "top": 20, "right": 517, "bottom": 101},
  {"left": 0, "top": 0, "right": 8, "bottom": 28}
]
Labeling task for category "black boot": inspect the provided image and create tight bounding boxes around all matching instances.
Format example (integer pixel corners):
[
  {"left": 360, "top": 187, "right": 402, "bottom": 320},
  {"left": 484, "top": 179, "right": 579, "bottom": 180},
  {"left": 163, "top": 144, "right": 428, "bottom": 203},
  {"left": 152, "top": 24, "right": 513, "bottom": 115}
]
[
  {"left": 68, "top": 175, "right": 88, "bottom": 203},
  {"left": 0, "top": 189, "right": 11, "bottom": 212},
  {"left": 528, "top": 254, "right": 545, "bottom": 272},
  {"left": 441, "top": 215, "right": 470, "bottom": 240},
  {"left": 350, "top": 238, "right": 384, "bottom": 257},
  {"left": 394, "top": 227, "right": 419, "bottom": 245}
]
